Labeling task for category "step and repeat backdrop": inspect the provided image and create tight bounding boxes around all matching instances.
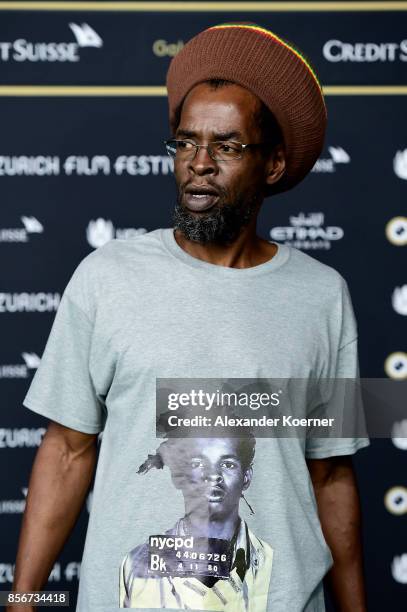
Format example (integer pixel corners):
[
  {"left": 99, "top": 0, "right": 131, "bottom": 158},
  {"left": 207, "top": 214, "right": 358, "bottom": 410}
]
[{"left": 0, "top": 1, "right": 406, "bottom": 610}]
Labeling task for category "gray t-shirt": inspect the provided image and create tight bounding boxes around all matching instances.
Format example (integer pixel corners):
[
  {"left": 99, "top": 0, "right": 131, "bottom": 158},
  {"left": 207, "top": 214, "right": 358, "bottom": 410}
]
[{"left": 23, "top": 228, "right": 369, "bottom": 612}]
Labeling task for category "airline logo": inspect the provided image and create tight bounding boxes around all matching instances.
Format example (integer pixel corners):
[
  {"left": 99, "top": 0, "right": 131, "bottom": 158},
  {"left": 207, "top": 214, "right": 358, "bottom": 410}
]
[
  {"left": 391, "top": 420, "right": 407, "bottom": 450},
  {"left": 323, "top": 39, "right": 407, "bottom": 62},
  {"left": 270, "top": 212, "right": 344, "bottom": 251},
  {"left": 384, "top": 486, "right": 407, "bottom": 515},
  {"left": 392, "top": 554, "right": 407, "bottom": 584},
  {"left": 392, "top": 286, "right": 407, "bottom": 315},
  {"left": 384, "top": 352, "right": 407, "bottom": 380},
  {"left": 0, "top": 216, "right": 44, "bottom": 243},
  {"left": 311, "top": 146, "right": 351, "bottom": 173},
  {"left": 385, "top": 217, "right": 407, "bottom": 246},
  {"left": 0, "top": 352, "right": 40, "bottom": 379},
  {"left": 86, "top": 219, "right": 147, "bottom": 249},
  {"left": 0, "top": 23, "right": 102, "bottom": 63},
  {"left": 394, "top": 149, "right": 407, "bottom": 180}
]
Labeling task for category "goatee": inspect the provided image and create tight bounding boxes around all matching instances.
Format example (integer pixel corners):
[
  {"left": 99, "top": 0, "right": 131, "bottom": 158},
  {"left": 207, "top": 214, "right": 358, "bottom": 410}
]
[{"left": 173, "top": 189, "right": 260, "bottom": 245}]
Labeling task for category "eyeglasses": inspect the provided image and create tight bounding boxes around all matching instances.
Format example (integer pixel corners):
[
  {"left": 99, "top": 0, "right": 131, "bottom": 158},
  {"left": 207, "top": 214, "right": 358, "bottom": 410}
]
[{"left": 164, "top": 139, "right": 273, "bottom": 162}]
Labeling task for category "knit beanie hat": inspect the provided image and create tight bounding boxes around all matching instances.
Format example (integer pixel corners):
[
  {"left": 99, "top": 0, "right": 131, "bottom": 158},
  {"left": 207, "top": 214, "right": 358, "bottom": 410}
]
[{"left": 166, "top": 22, "right": 327, "bottom": 196}]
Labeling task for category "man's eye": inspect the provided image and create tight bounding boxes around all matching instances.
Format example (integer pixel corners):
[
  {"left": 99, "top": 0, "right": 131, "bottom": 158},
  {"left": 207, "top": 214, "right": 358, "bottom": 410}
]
[
  {"left": 191, "top": 459, "right": 204, "bottom": 468},
  {"left": 221, "top": 461, "right": 236, "bottom": 469},
  {"left": 216, "top": 142, "right": 241, "bottom": 154},
  {"left": 178, "top": 141, "right": 194, "bottom": 149}
]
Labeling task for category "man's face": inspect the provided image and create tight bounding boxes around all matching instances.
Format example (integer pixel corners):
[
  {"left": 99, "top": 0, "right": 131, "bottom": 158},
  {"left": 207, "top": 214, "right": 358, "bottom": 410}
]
[
  {"left": 167, "top": 437, "right": 252, "bottom": 520},
  {"left": 172, "top": 81, "right": 278, "bottom": 245}
]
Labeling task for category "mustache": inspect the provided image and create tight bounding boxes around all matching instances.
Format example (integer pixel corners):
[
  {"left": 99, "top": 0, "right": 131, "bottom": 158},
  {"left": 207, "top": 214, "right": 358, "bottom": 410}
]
[{"left": 179, "top": 182, "right": 227, "bottom": 200}]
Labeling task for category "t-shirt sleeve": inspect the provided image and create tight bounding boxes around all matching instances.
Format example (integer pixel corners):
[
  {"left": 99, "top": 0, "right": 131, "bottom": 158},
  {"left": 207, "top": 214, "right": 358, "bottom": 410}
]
[
  {"left": 304, "top": 278, "right": 370, "bottom": 459},
  {"left": 22, "top": 257, "right": 106, "bottom": 434}
]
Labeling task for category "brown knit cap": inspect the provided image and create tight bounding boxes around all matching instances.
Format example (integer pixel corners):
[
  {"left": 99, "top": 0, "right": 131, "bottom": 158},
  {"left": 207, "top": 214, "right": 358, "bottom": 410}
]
[{"left": 166, "top": 23, "right": 327, "bottom": 195}]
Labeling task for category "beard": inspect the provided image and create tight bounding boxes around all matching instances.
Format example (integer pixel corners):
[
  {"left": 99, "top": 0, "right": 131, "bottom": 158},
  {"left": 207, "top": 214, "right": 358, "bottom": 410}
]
[{"left": 173, "top": 184, "right": 261, "bottom": 245}]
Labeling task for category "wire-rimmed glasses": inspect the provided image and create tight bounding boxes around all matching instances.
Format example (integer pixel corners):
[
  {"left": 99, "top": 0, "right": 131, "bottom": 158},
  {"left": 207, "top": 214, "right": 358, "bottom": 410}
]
[{"left": 164, "top": 139, "right": 273, "bottom": 162}]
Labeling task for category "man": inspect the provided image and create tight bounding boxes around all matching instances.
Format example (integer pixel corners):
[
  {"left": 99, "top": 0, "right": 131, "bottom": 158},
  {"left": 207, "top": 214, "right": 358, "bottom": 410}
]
[
  {"left": 10, "top": 22, "right": 369, "bottom": 612},
  {"left": 120, "top": 430, "right": 274, "bottom": 610}
]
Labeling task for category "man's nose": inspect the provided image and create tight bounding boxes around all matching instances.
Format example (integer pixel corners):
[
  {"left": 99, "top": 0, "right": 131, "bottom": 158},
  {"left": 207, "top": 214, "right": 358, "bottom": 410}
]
[
  {"left": 203, "top": 469, "right": 223, "bottom": 484},
  {"left": 189, "top": 145, "right": 217, "bottom": 175}
]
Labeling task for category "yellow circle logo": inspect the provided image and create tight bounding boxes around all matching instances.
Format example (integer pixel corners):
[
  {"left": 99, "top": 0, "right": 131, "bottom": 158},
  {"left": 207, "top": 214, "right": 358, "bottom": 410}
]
[
  {"left": 386, "top": 217, "right": 407, "bottom": 246},
  {"left": 384, "top": 486, "right": 407, "bottom": 515},
  {"left": 384, "top": 352, "right": 407, "bottom": 379}
]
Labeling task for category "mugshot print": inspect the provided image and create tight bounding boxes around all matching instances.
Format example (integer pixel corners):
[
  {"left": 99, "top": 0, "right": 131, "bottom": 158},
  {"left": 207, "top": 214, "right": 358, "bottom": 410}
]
[{"left": 119, "top": 431, "right": 274, "bottom": 611}]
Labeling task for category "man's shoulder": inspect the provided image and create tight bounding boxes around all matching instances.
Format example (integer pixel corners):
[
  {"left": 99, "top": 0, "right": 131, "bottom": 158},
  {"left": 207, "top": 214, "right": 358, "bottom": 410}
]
[
  {"left": 69, "top": 229, "right": 165, "bottom": 285},
  {"left": 283, "top": 244, "right": 346, "bottom": 295},
  {"left": 63, "top": 229, "right": 167, "bottom": 310},
  {"left": 83, "top": 228, "right": 164, "bottom": 267}
]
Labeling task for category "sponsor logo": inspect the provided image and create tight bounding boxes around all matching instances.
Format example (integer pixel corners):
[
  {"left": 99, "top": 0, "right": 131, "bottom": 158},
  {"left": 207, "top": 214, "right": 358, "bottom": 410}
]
[
  {"left": 0, "top": 293, "right": 60, "bottom": 313},
  {"left": 391, "top": 420, "right": 407, "bottom": 450},
  {"left": 0, "top": 23, "right": 102, "bottom": 63},
  {"left": 0, "top": 428, "right": 46, "bottom": 448},
  {"left": 311, "top": 146, "right": 350, "bottom": 173},
  {"left": 394, "top": 149, "right": 407, "bottom": 180},
  {"left": 152, "top": 39, "right": 184, "bottom": 57},
  {"left": 270, "top": 212, "right": 344, "bottom": 251},
  {"left": 386, "top": 217, "right": 407, "bottom": 246},
  {"left": 0, "top": 155, "right": 173, "bottom": 177},
  {"left": 112, "top": 156, "right": 173, "bottom": 176},
  {"left": 64, "top": 155, "right": 173, "bottom": 176},
  {"left": 86, "top": 219, "right": 147, "bottom": 249},
  {"left": 323, "top": 39, "right": 407, "bottom": 62},
  {"left": 68, "top": 23, "right": 103, "bottom": 48},
  {"left": 0, "top": 352, "right": 40, "bottom": 379},
  {"left": 0, "top": 487, "right": 27, "bottom": 514},
  {"left": 0, "top": 216, "right": 43, "bottom": 243},
  {"left": 384, "top": 352, "right": 407, "bottom": 380},
  {"left": 384, "top": 486, "right": 407, "bottom": 515},
  {"left": 0, "top": 156, "right": 60, "bottom": 176},
  {"left": 392, "top": 285, "right": 407, "bottom": 315},
  {"left": 392, "top": 554, "right": 407, "bottom": 584},
  {"left": 0, "top": 562, "right": 81, "bottom": 583}
]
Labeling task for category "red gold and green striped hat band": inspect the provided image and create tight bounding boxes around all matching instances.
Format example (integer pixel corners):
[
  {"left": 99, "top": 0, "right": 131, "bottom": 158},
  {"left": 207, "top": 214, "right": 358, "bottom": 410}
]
[
  {"left": 166, "top": 22, "right": 327, "bottom": 196},
  {"left": 209, "top": 23, "right": 325, "bottom": 98}
]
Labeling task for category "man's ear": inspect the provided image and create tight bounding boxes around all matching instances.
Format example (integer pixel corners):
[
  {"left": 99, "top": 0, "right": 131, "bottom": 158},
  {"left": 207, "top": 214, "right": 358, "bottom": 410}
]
[
  {"left": 265, "top": 144, "right": 286, "bottom": 188},
  {"left": 242, "top": 466, "right": 253, "bottom": 491}
]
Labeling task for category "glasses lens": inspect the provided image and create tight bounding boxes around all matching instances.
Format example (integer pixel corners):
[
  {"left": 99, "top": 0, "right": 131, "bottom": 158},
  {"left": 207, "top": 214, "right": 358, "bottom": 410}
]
[
  {"left": 211, "top": 141, "right": 243, "bottom": 161},
  {"left": 165, "top": 140, "right": 196, "bottom": 159}
]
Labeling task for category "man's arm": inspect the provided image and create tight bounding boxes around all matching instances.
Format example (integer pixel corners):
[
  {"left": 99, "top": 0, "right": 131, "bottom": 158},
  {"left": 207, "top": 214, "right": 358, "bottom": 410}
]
[
  {"left": 6, "top": 421, "right": 98, "bottom": 612},
  {"left": 306, "top": 455, "right": 367, "bottom": 612}
]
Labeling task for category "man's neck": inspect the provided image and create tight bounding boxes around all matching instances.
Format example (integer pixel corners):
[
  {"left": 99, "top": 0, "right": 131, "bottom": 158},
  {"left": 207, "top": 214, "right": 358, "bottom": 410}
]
[
  {"left": 183, "top": 512, "right": 240, "bottom": 540},
  {"left": 173, "top": 226, "right": 277, "bottom": 269}
]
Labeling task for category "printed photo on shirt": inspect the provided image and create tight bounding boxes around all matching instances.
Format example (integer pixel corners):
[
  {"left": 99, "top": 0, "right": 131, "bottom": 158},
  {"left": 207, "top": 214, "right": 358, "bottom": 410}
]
[{"left": 119, "top": 428, "right": 274, "bottom": 610}]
